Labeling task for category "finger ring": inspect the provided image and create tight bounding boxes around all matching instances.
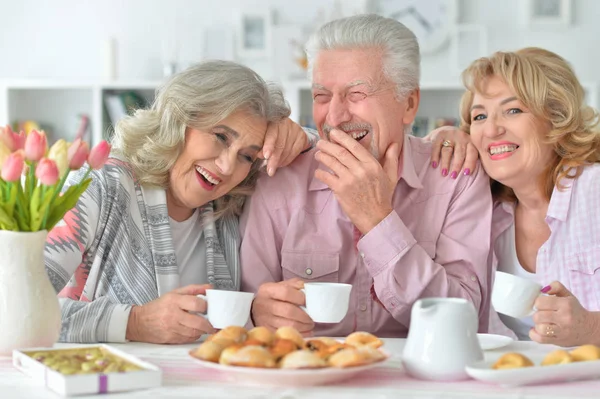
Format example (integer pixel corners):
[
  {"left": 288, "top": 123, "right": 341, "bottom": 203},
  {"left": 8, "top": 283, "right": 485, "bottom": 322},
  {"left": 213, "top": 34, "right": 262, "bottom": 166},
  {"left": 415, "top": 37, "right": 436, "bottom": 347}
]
[
  {"left": 545, "top": 325, "right": 555, "bottom": 336},
  {"left": 441, "top": 140, "right": 454, "bottom": 148}
]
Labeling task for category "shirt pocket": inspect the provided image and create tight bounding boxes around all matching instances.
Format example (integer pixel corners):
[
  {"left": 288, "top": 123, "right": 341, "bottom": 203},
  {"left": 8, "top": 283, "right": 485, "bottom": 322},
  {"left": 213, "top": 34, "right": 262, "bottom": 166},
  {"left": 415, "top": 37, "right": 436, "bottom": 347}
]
[
  {"left": 568, "top": 246, "right": 600, "bottom": 276},
  {"left": 281, "top": 251, "right": 339, "bottom": 282}
]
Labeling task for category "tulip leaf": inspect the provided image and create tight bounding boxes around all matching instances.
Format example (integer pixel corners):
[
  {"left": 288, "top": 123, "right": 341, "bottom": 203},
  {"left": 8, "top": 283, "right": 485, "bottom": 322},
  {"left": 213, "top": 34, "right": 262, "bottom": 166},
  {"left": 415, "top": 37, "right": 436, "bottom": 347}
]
[
  {"left": 0, "top": 205, "right": 16, "bottom": 230},
  {"left": 45, "top": 178, "right": 92, "bottom": 231}
]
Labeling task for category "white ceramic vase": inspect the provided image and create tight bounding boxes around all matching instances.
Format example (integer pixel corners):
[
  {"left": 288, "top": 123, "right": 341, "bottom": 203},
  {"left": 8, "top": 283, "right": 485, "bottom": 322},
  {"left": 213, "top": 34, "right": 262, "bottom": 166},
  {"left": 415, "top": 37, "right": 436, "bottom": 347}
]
[{"left": 0, "top": 230, "right": 61, "bottom": 355}]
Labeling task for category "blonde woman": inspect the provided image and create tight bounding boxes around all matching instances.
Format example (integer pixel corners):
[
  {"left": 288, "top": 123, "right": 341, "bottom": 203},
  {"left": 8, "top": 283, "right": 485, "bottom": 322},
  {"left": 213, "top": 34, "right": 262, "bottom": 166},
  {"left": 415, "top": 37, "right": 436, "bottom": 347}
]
[
  {"left": 45, "top": 60, "right": 316, "bottom": 344},
  {"left": 428, "top": 48, "right": 600, "bottom": 346}
]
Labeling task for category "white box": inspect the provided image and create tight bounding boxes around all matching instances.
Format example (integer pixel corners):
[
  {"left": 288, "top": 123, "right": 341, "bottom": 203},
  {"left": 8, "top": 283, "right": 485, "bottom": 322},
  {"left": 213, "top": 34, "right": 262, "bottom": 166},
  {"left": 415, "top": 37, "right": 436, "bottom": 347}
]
[{"left": 12, "top": 344, "right": 162, "bottom": 396}]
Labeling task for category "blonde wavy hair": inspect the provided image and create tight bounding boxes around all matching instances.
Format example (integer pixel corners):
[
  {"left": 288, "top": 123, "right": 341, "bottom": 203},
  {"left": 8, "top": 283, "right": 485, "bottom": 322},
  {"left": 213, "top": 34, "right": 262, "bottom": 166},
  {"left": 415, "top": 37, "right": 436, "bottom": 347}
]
[
  {"left": 111, "top": 60, "right": 290, "bottom": 218},
  {"left": 459, "top": 47, "right": 600, "bottom": 203}
]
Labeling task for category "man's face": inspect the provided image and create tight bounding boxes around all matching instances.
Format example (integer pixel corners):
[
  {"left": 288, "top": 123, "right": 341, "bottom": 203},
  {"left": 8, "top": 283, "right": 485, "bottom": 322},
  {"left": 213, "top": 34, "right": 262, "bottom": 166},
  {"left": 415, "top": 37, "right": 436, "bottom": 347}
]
[{"left": 311, "top": 48, "right": 419, "bottom": 162}]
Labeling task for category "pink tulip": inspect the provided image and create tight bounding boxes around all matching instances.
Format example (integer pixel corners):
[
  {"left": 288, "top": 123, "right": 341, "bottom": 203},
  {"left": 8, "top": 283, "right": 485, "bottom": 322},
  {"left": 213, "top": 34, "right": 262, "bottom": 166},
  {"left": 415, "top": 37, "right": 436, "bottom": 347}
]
[
  {"left": 1, "top": 151, "right": 25, "bottom": 182},
  {"left": 88, "top": 141, "right": 111, "bottom": 170},
  {"left": 67, "top": 139, "right": 90, "bottom": 170},
  {"left": 24, "top": 130, "right": 47, "bottom": 162},
  {"left": 0, "top": 125, "right": 26, "bottom": 152},
  {"left": 35, "top": 158, "right": 59, "bottom": 186}
]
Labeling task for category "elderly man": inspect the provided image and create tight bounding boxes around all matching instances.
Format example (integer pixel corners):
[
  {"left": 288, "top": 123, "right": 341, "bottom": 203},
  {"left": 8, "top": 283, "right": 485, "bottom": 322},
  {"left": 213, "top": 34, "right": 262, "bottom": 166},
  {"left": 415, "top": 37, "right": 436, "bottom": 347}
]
[{"left": 239, "top": 14, "right": 493, "bottom": 337}]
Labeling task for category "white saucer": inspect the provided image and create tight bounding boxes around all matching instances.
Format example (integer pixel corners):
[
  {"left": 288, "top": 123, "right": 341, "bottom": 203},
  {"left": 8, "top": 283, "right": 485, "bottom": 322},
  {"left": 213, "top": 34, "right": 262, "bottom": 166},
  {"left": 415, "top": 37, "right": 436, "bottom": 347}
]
[{"left": 477, "top": 333, "right": 514, "bottom": 350}]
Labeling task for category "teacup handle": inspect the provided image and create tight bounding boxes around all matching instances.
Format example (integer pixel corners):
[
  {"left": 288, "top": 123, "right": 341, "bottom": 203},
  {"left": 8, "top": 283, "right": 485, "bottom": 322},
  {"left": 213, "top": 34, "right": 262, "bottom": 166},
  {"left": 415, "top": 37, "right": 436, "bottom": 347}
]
[
  {"left": 299, "top": 288, "right": 307, "bottom": 312},
  {"left": 196, "top": 294, "right": 209, "bottom": 319}
]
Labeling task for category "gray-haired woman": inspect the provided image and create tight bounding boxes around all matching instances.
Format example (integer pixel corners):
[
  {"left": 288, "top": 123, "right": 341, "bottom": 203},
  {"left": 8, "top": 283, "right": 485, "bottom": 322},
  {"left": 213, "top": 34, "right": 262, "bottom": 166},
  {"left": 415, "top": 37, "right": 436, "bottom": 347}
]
[{"left": 45, "top": 60, "right": 316, "bottom": 344}]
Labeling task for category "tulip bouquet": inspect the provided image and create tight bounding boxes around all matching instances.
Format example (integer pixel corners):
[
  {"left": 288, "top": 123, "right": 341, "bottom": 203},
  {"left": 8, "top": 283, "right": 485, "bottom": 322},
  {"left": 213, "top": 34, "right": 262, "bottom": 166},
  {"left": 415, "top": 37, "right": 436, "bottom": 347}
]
[{"left": 0, "top": 126, "right": 111, "bottom": 232}]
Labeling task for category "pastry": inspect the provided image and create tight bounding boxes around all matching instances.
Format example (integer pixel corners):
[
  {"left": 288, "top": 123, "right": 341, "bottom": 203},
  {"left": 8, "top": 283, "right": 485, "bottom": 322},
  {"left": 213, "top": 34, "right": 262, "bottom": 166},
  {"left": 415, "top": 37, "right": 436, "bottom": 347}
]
[
  {"left": 570, "top": 344, "right": 600, "bottom": 362},
  {"left": 213, "top": 326, "right": 248, "bottom": 343},
  {"left": 274, "top": 326, "right": 305, "bottom": 349},
  {"left": 541, "top": 350, "right": 574, "bottom": 366},
  {"left": 279, "top": 350, "right": 327, "bottom": 369},
  {"left": 226, "top": 346, "right": 276, "bottom": 368},
  {"left": 345, "top": 331, "right": 383, "bottom": 349},
  {"left": 190, "top": 338, "right": 234, "bottom": 363},
  {"left": 269, "top": 338, "right": 299, "bottom": 360},
  {"left": 328, "top": 348, "right": 369, "bottom": 368},
  {"left": 247, "top": 326, "right": 274, "bottom": 346},
  {"left": 218, "top": 344, "right": 244, "bottom": 365},
  {"left": 492, "top": 353, "right": 534, "bottom": 370}
]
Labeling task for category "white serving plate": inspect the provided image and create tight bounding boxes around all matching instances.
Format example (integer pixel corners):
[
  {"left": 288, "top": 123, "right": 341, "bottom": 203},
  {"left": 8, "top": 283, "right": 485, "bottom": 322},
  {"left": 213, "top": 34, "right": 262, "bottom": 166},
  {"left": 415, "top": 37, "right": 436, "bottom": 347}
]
[
  {"left": 13, "top": 344, "right": 161, "bottom": 396},
  {"left": 466, "top": 353, "right": 600, "bottom": 387},
  {"left": 477, "top": 334, "right": 514, "bottom": 351},
  {"left": 189, "top": 351, "right": 389, "bottom": 387}
]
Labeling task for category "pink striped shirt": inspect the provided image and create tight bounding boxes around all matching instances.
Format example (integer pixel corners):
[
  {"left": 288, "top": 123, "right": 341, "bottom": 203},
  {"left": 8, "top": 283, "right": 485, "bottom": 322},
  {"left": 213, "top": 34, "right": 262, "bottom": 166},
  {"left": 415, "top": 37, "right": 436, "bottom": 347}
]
[
  {"left": 489, "top": 163, "right": 600, "bottom": 336},
  {"left": 240, "top": 135, "right": 494, "bottom": 337}
]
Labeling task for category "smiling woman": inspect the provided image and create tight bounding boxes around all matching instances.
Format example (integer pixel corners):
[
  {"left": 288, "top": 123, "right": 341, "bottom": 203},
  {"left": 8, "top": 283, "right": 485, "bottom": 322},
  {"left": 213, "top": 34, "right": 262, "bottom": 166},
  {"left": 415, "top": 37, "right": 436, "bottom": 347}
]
[
  {"left": 429, "top": 48, "right": 600, "bottom": 346},
  {"left": 42, "top": 60, "right": 314, "bottom": 345}
]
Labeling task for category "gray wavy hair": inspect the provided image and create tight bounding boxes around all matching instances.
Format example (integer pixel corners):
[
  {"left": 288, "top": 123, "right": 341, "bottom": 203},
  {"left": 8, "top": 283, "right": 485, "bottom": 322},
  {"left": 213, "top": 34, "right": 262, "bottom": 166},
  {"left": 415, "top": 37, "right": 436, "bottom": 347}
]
[
  {"left": 111, "top": 60, "right": 291, "bottom": 219},
  {"left": 305, "top": 14, "right": 421, "bottom": 98}
]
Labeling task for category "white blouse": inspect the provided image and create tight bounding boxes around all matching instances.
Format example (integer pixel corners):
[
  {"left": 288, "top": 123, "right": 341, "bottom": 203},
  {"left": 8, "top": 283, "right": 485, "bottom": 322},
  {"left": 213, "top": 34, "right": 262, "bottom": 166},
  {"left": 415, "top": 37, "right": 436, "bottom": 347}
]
[
  {"left": 169, "top": 209, "right": 207, "bottom": 286},
  {"left": 494, "top": 222, "right": 536, "bottom": 340}
]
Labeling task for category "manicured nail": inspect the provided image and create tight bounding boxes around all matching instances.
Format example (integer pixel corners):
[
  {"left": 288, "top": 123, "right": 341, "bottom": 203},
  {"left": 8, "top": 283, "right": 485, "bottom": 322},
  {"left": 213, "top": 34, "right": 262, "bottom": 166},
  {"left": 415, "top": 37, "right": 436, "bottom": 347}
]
[
  {"left": 431, "top": 161, "right": 438, "bottom": 168},
  {"left": 541, "top": 285, "right": 551, "bottom": 293},
  {"left": 463, "top": 168, "right": 471, "bottom": 176},
  {"left": 268, "top": 167, "right": 274, "bottom": 176},
  {"left": 442, "top": 168, "right": 448, "bottom": 177},
  {"left": 450, "top": 171, "right": 458, "bottom": 179}
]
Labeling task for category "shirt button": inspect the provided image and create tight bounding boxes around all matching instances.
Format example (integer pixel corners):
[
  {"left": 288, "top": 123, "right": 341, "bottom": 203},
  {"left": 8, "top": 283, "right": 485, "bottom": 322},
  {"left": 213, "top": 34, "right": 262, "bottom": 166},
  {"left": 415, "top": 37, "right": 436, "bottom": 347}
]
[
  {"left": 359, "top": 304, "right": 367, "bottom": 311},
  {"left": 471, "top": 276, "right": 476, "bottom": 282},
  {"left": 360, "top": 252, "right": 365, "bottom": 259},
  {"left": 305, "top": 268, "right": 313, "bottom": 276}
]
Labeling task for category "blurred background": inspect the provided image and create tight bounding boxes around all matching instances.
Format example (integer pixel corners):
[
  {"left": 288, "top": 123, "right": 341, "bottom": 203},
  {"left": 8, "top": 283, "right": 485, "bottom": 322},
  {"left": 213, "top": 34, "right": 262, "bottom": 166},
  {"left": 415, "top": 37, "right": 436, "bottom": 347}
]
[{"left": 0, "top": 0, "right": 596, "bottom": 144}]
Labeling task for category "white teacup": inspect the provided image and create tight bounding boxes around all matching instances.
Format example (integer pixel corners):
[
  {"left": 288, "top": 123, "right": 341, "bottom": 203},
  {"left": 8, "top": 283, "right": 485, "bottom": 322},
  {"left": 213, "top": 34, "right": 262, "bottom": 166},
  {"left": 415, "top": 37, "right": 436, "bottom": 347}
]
[
  {"left": 491, "top": 271, "right": 542, "bottom": 318},
  {"left": 196, "top": 289, "right": 254, "bottom": 329},
  {"left": 300, "top": 282, "right": 352, "bottom": 323}
]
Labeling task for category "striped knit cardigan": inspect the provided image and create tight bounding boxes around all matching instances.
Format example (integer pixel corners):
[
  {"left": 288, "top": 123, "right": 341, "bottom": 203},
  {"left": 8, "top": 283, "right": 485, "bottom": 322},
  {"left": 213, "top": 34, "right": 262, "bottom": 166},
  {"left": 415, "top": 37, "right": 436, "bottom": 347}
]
[{"left": 44, "top": 157, "right": 240, "bottom": 343}]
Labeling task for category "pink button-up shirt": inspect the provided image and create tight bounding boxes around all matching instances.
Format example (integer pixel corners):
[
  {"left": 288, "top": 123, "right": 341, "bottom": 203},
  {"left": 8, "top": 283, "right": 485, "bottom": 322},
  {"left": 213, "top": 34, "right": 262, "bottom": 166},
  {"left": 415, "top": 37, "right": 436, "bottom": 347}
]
[
  {"left": 240, "top": 135, "right": 494, "bottom": 337},
  {"left": 489, "top": 163, "right": 600, "bottom": 336}
]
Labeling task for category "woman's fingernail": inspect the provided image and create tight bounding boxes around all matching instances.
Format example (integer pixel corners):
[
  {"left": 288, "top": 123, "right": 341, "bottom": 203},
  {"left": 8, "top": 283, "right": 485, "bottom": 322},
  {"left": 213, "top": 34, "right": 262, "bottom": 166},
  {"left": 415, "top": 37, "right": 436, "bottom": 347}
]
[
  {"left": 431, "top": 161, "right": 438, "bottom": 168},
  {"left": 541, "top": 285, "right": 551, "bottom": 293},
  {"left": 268, "top": 167, "right": 274, "bottom": 176},
  {"left": 450, "top": 171, "right": 458, "bottom": 179},
  {"left": 464, "top": 168, "right": 471, "bottom": 176},
  {"left": 442, "top": 168, "right": 448, "bottom": 177}
]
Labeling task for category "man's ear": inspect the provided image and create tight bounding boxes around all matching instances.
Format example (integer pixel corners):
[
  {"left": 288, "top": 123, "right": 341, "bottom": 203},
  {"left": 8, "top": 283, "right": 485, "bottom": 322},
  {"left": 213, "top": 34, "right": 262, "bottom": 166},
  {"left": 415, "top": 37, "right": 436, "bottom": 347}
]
[{"left": 402, "top": 89, "right": 420, "bottom": 125}]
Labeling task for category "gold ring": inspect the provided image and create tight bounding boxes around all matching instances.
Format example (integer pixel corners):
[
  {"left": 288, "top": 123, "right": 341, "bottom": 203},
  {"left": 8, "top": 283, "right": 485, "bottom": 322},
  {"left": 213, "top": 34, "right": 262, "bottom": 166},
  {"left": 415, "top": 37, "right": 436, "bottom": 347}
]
[
  {"left": 441, "top": 140, "right": 454, "bottom": 148},
  {"left": 545, "top": 326, "right": 555, "bottom": 336}
]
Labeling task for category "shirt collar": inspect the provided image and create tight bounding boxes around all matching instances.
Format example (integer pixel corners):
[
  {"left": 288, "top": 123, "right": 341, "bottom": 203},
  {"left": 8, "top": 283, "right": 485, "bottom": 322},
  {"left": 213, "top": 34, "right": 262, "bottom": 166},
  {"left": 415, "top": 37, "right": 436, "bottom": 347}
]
[
  {"left": 546, "top": 169, "right": 576, "bottom": 222},
  {"left": 309, "top": 135, "right": 424, "bottom": 191}
]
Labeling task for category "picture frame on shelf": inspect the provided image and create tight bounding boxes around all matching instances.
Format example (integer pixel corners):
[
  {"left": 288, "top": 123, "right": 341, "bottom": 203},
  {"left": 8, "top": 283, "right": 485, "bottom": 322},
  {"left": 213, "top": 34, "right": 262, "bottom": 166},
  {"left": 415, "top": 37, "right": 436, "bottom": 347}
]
[
  {"left": 523, "top": 0, "right": 572, "bottom": 27},
  {"left": 450, "top": 24, "right": 488, "bottom": 73},
  {"left": 237, "top": 10, "right": 273, "bottom": 59}
]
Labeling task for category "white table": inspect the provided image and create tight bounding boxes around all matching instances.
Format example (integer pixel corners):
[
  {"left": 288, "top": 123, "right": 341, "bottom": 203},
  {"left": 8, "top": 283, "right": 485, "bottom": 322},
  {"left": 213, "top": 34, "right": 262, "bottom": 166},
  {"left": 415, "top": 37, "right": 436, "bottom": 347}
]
[{"left": 1, "top": 339, "right": 599, "bottom": 399}]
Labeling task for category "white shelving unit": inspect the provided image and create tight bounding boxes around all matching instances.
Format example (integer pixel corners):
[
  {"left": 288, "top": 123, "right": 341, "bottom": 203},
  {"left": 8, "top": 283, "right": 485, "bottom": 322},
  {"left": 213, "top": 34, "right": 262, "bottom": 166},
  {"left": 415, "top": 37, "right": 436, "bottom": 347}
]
[
  {"left": 0, "top": 80, "right": 162, "bottom": 146},
  {"left": 1, "top": 79, "right": 597, "bottom": 145}
]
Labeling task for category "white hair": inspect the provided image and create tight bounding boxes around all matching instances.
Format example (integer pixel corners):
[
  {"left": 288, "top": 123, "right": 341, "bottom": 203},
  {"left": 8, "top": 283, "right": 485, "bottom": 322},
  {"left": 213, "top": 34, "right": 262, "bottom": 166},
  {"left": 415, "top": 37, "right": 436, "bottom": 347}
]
[
  {"left": 112, "top": 60, "right": 290, "bottom": 218},
  {"left": 305, "top": 14, "right": 420, "bottom": 98}
]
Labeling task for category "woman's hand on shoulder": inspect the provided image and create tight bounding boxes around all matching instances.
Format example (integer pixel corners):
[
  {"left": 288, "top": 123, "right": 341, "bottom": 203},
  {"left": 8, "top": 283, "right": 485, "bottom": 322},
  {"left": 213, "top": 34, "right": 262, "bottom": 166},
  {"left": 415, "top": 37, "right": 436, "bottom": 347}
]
[
  {"left": 426, "top": 126, "right": 479, "bottom": 178},
  {"left": 260, "top": 118, "right": 309, "bottom": 177},
  {"left": 126, "top": 284, "right": 215, "bottom": 344},
  {"left": 530, "top": 281, "right": 600, "bottom": 347}
]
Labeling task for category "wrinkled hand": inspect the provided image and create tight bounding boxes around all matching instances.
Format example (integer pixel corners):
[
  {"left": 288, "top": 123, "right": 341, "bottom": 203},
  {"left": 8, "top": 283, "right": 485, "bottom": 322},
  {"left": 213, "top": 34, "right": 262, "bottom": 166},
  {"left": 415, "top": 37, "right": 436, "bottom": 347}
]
[
  {"left": 314, "top": 128, "right": 399, "bottom": 235},
  {"left": 260, "top": 118, "right": 309, "bottom": 176},
  {"left": 427, "top": 126, "right": 478, "bottom": 178},
  {"left": 530, "top": 281, "right": 600, "bottom": 346},
  {"left": 126, "top": 284, "right": 215, "bottom": 344},
  {"left": 251, "top": 278, "right": 314, "bottom": 335}
]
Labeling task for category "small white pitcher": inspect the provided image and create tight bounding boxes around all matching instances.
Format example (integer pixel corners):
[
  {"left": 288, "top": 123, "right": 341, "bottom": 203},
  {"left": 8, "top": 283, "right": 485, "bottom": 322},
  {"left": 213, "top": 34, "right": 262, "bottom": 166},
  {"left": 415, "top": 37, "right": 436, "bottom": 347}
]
[{"left": 402, "top": 298, "right": 483, "bottom": 381}]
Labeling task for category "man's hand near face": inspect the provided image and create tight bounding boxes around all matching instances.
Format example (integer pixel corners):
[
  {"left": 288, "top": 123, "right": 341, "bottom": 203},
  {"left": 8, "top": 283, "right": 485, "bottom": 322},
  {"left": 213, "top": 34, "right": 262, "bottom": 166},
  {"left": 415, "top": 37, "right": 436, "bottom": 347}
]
[{"left": 314, "top": 128, "right": 400, "bottom": 235}]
